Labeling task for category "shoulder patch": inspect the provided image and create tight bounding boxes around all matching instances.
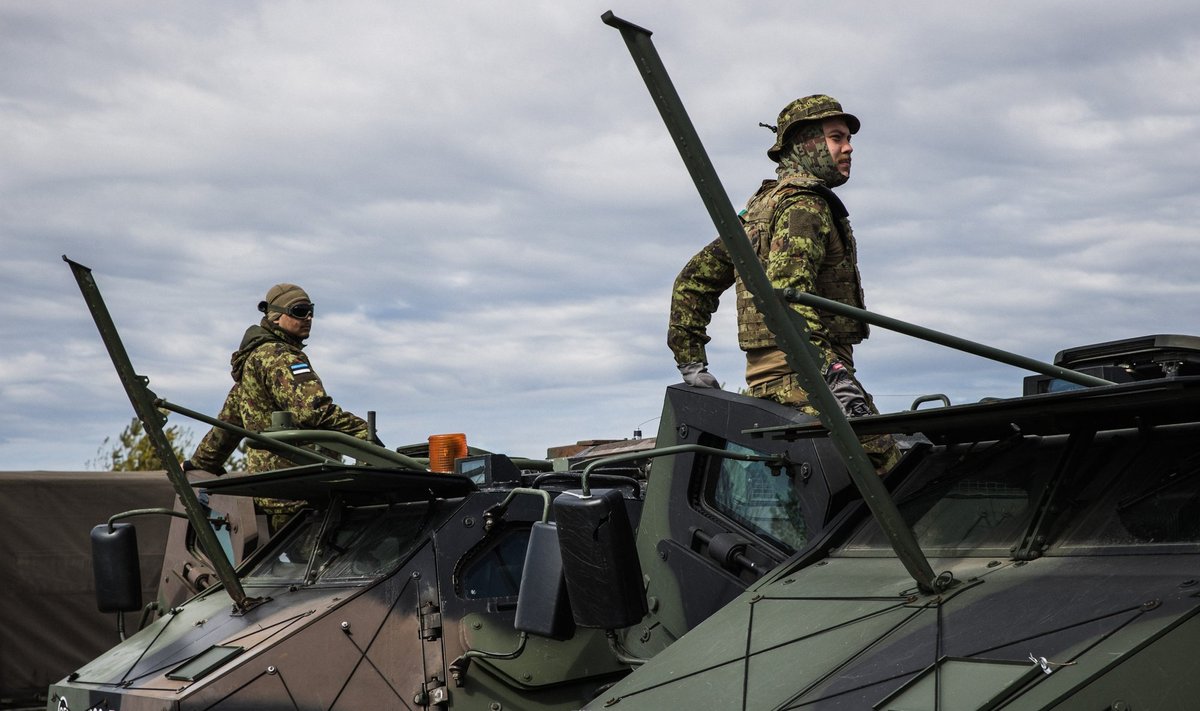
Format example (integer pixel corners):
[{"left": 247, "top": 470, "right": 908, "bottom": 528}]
[{"left": 289, "top": 362, "right": 319, "bottom": 383}]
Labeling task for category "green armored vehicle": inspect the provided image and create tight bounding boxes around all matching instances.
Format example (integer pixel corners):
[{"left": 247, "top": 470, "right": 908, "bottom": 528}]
[
  {"left": 50, "top": 261, "right": 873, "bottom": 710},
  {"left": 584, "top": 335, "right": 1200, "bottom": 710},
  {"left": 58, "top": 262, "right": 1200, "bottom": 711}
]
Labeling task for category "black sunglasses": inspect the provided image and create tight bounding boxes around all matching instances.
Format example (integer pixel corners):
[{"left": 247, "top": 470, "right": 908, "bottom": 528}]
[{"left": 272, "top": 302, "right": 315, "bottom": 319}]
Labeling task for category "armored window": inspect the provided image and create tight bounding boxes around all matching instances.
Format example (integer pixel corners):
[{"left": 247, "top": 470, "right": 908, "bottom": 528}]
[
  {"left": 243, "top": 502, "right": 429, "bottom": 585},
  {"left": 706, "top": 441, "right": 808, "bottom": 552},
  {"left": 1056, "top": 426, "right": 1200, "bottom": 552},
  {"left": 843, "top": 436, "right": 1060, "bottom": 556},
  {"left": 459, "top": 527, "right": 532, "bottom": 599}
]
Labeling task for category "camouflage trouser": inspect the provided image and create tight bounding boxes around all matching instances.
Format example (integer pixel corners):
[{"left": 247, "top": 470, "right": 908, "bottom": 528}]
[
  {"left": 255, "top": 497, "right": 306, "bottom": 535},
  {"left": 746, "top": 372, "right": 902, "bottom": 473}
]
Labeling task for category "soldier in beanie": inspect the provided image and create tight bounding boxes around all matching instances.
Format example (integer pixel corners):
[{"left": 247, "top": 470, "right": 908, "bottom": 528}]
[
  {"left": 667, "top": 94, "right": 899, "bottom": 472},
  {"left": 187, "top": 283, "right": 372, "bottom": 531}
]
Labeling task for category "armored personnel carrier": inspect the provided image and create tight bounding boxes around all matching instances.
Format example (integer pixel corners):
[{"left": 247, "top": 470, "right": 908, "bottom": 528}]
[
  {"left": 49, "top": 260, "right": 874, "bottom": 710},
  {"left": 582, "top": 335, "right": 1200, "bottom": 710}
]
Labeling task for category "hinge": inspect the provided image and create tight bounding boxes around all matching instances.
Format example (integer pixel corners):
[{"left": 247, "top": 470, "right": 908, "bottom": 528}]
[
  {"left": 419, "top": 602, "right": 442, "bottom": 641},
  {"left": 413, "top": 679, "right": 449, "bottom": 708}
]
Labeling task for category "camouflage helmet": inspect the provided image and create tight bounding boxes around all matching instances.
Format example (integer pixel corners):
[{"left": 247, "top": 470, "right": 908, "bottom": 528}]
[{"left": 767, "top": 94, "right": 860, "bottom": 161}]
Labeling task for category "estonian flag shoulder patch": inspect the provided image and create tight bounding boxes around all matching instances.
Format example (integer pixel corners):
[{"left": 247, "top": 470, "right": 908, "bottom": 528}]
[{"left": 289, "top": 361, "right": 317, "bottom": 382}]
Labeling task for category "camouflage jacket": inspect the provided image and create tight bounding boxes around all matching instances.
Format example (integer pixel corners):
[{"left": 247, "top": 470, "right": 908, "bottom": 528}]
[
  {"left": 667, "top": 175, "right": 867, "bottom": 367},
  {"left": 189, "top": 320, "right": 369, "bottom": 473}
]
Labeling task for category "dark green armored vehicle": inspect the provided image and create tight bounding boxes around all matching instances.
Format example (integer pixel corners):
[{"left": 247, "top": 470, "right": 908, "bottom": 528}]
[{"left": 586, "top": 335, "right": 1200, "bottom": 710}]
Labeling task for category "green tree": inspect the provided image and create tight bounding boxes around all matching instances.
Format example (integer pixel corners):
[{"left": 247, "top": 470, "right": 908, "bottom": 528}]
[
  {"left": 89, "top": 415, "right": 250, "bottom": 472},
  {"left": 89, "top": 415, "right": 192, "bottom": 471}
]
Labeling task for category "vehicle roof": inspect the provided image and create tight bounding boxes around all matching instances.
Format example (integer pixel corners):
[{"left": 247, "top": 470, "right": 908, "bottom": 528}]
[
  {"left": 198, "top": 462, "right": 477, "bottom": 505},
  {"left": 746, "top": 375, "right": 1200, "bottom": 445}
]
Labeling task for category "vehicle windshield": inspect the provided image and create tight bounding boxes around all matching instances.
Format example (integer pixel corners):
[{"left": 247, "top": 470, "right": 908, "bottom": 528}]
[
  {"left": 843, "top": 436, "right": 1059, "bottom": 557},
  {"left": 842, "top": 425, "right": 1200, "bottom": 557},
  {"left": 708, "top": 441, "right": 808, "bottom": 552},
  {"left": 243, "top": 500, "right": 430, "bottom": 586},
  {"left": 1056, "top": 426, "right": 1200, "bottom": 552}
]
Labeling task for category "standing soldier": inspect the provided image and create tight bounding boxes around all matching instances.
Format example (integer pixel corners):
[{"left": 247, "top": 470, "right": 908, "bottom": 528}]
[
  {"left": 186, "top": 283, "right": 372, "bottom": 530},
  {"left": 667, "top": 94, "right": 899, "bottom": 472}
]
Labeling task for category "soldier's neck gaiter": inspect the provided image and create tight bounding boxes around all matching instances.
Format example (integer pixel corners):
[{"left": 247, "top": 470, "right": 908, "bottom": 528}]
[{"left": 775, "top": 121, "right": 847, "bottom": 188}]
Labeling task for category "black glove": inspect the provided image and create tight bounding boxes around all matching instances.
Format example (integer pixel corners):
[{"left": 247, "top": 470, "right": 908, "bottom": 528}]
[
  {"left": 824, "top": 361, "right": 872, "bottom": 418},
  {"left": 678, "top": 362, "right": 720, "bottom": 389}
]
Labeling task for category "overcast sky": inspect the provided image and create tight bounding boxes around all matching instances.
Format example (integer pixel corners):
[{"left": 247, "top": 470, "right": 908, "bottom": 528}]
[{"left": 4, "top": 1, "right": 1200, "bottom": 470}]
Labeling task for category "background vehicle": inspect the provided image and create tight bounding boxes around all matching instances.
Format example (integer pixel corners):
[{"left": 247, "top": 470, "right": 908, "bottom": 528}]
[{"left": 0, "top": 471, "right": 174, "bottom": 708}]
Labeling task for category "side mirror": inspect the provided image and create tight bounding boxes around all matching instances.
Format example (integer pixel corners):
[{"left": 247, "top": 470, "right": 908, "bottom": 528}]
[
  {"left": 514, "top": 521, "right": 575, "bottom": 640},
  {"left": 554, "top": 489, "right": 647, "bottom": 629},
  {"left": 91, "top": 523, "right": 143, "bottom": 613}
]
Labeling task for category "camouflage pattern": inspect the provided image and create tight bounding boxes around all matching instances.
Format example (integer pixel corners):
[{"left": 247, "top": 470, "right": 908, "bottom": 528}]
[
  {"left": 189, "top": 320, "right": 370, "bottom": 529},
  {"left": 667, "top": 177, "right": 866, "bottom": 369},
  {"left": 775, "top": 120, "right": 849, "bottom": 187},
  {"left": 746, "top": 371, "right": 900, "bottom": 471},
  {"left": 669, "top": 95, "right": 896, "bottom": 468},
  {"left": 767, "top": 94, "right": 859, "bottom": 162},
  {"left": 735, "top": 174, "right": 867, "bottom": 352}
]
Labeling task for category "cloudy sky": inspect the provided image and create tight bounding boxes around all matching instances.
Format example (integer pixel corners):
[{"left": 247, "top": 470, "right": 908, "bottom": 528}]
[{"left": 4, "top": 1, "right": 1200, "bottom": 471}]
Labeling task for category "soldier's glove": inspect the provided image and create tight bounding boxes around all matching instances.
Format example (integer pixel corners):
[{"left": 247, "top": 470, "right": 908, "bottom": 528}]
[
  {"left": 824, "top": 361, "right": 872, "bottom": 418},
  {"left": 678, "top": 362, "right": 721, "bottom": 389}
]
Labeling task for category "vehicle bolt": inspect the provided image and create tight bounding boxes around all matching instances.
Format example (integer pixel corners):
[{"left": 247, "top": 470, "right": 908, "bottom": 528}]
[
  {"left": 472, "top": 621, "right": 483, "bottom": 630},
  {"left": 783, "top": 578, "right": 795, "bottom": 585},
  {"left": 490, "top": 704, "right": 503, "bottom": 711},
  {"left": 1110, "top": 702, "right": 1129, "bottom": 711},
  {"left": 677, "top": 425, "right": 689, "bottom": 438},
  {"left": 411, "top": 571, "right": 421, "bottom": 580},
  {"left": 267, "top": 666, "right": 277, "bottom": 675},
  {"left": 1181, "top": 579, "right": 1197, "bottom": 588},
  {"left": 414, "top": 692, "right": 427, "bottom": 705},
  {"left": 464, "top": 516, "right": 475, "bottom": 528},
  {"left": 1141, "top": 599, "right": 1161, "bottom": 611},
  {"left": 658, "top": 549, "right": 668, "bottom": 561},
  {"left": 640, "top": 627, "right": 651, "bottom": 642},
  {"left": 816, "top": 560, "right": 828, "bottom": 566},
  {"left": 987, "top": 560, "right": 1001, "bottom": 568},
  {"left": 647, "top": 596, "right": 659, "bottom": 612},
  {"left": 522, "top": 672, "right": 533, "bottom": 680},
  {"left": 341, "top": 621, "right": 351, "bottom": 632}
]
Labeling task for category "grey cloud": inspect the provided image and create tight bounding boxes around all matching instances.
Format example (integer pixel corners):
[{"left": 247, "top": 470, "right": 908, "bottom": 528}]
[{"left": 4, "top": 1, "right": 1200, "bottom": 469}]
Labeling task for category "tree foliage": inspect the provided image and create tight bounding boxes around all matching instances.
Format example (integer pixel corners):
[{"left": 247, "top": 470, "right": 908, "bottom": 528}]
[
  {"left": 89, "top": 415, "right": 248, "bottom": 472},
  {"left": 89, "top": 415, "right": 191, "bottom": 471}
]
